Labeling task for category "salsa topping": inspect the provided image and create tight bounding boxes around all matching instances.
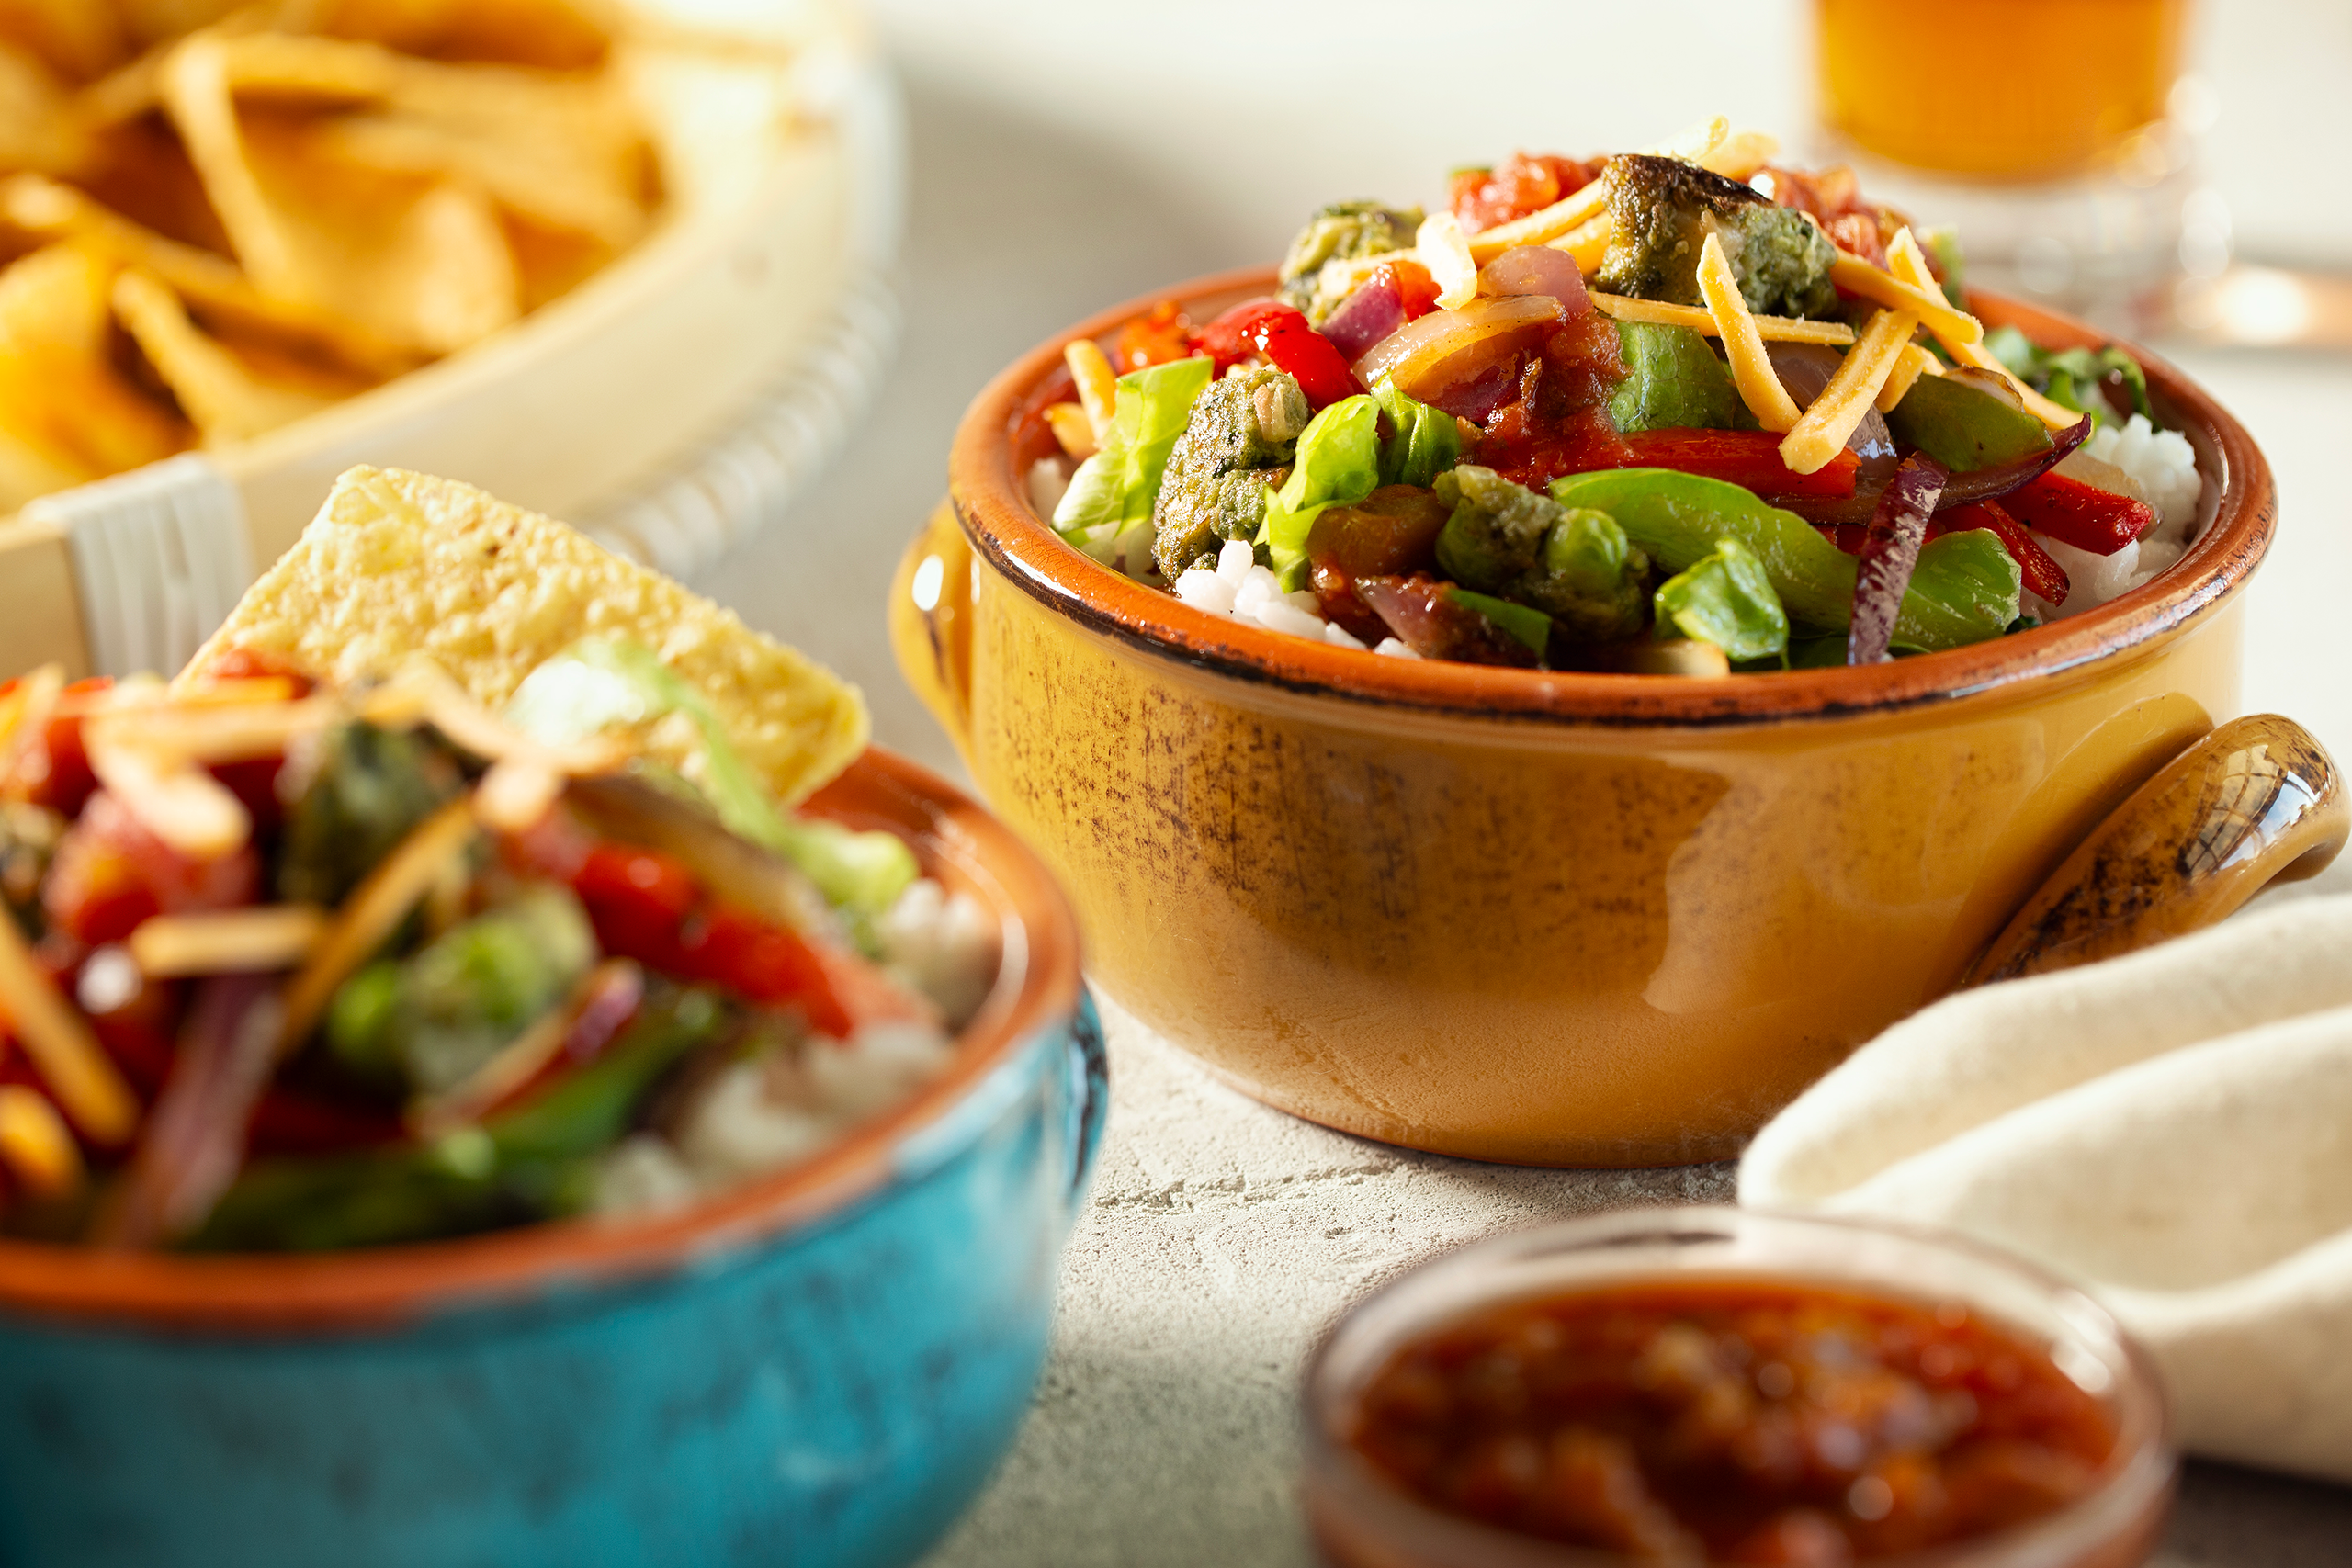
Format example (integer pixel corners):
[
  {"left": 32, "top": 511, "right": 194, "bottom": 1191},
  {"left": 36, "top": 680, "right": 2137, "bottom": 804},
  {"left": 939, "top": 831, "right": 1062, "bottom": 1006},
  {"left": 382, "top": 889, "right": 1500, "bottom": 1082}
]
[{"left": 1348, "top": 1280, "right": 2118, "bottom": 1563}]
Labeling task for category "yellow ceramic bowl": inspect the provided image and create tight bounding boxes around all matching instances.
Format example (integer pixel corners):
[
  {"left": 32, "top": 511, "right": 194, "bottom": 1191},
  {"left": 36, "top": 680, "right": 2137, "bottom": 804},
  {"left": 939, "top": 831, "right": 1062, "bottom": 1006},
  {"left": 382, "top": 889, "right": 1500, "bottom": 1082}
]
[{"left": 894, "top": 270, "right": 2346, "bottom": 1167}]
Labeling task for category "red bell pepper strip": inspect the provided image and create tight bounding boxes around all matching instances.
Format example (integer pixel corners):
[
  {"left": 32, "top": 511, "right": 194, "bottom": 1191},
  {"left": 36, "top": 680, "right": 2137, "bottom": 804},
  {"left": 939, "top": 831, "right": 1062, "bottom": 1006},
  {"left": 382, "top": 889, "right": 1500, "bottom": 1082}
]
[
  {"left": 1938, "top": 501, "right": 2070, "bottom": 606},
  {"left": 571, "top": 842, "right": 853, "bottom": 1039},
  {"left": 1195, "top": 300, "right": 1360, "bottom": 408},
  {"left": 2001, "top": 472, "right": 2156, "bottom": 558},
  {"left": 1619, "top": 429, "right": 1860, "bottom": 499}
]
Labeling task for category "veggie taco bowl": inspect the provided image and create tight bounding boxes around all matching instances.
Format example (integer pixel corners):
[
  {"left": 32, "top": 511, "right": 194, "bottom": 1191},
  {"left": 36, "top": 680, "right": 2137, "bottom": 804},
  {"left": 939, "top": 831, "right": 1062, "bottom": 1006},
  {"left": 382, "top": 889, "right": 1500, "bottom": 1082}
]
[
  {"left": 0, "top": 472, "right": 1101, "bottom": 1568},
  {"left": 896, "top": 267, "right": 2341, "bottom": 1168}
]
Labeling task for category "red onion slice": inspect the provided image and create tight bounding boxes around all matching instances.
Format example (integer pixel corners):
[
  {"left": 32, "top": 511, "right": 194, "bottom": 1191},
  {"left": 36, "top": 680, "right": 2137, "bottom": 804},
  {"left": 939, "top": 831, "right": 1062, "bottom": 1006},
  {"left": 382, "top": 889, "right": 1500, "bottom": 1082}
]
[
  {"left": 1321, "top": 273, "right": 1408, "bottom": 361},
  {"left": 1848, "top": 454, "right": 1949, "bottom": 666},
  {"left": 1783, "top": 414, "right": 2093, "bottom": 527},
  {"left": 1351, "top": 295, "right": 1564, "bottom": 421},
  {"left": 97, "top": 973, "right": 283, "bottom": 1248},
  {"left": 1479, "top": 245, "right": 1591, "bottom": 317}
]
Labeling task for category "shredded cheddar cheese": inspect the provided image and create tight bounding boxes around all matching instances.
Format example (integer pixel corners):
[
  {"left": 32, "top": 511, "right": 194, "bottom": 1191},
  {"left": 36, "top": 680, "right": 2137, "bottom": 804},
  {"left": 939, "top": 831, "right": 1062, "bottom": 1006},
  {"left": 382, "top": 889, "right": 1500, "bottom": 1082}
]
[
  {"left": 1589, "top": 293, "right": 1857, "bottom": 345},
  {"left": 130, "top": 906, "right": 327, "bottom": 977},
  {"left": 1064, "top": 339, "right": 1117, "bottom": 444},
  {"left": 1698, "top": 231, "right": 1801, "bottom": 434},
  {"left": 0, "top": 1086, "right": 83, "bottom": 1200},
  {"left": 0, "top": 915, "right": 136, "bottom": 1145},
  {"left": 1552, "top": 213, "right": 1615, "bottom": 274},
  {"left": 1884, "top": 229, "right": 2078, "bottom": 431},
  {"left": 85, "top": 729, "right": 252, "bottom": 862},
  {"left": 1780, "top": 309, "right": 1918, "bottom": 474},
  {"left": 1828, "top": 252, "right": 1983, "bottom": 348},
  {"left": 1044, "top": 401, "right": 1096, "bottom": 460},
  {"left": 277, "top": 799, "right": 478, "bottom": 1058},
  {"left": 1878, "top": 342, "right": 1940, "bottom": 412}
]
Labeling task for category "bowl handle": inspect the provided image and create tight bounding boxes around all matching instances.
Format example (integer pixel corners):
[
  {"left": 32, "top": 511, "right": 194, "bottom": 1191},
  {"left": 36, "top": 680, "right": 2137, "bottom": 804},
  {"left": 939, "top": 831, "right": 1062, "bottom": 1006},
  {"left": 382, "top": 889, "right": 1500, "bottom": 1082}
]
[
  {"left": 888, "top": 500, "right": 978, "bottom": 762},
  {"left": 1964, "top": 714, "right": 2348, "bottom": 986}
]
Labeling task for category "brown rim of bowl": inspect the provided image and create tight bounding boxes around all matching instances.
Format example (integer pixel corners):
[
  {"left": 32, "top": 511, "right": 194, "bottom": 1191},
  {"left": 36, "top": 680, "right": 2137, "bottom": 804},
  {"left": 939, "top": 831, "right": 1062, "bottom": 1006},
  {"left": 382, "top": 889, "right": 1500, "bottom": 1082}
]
[
  {"left": 948, "top": 265, "right": 2274, "bottom": 728},
  {"left": 0, "top": 746, "right": 1085, "bottom": 1336}
]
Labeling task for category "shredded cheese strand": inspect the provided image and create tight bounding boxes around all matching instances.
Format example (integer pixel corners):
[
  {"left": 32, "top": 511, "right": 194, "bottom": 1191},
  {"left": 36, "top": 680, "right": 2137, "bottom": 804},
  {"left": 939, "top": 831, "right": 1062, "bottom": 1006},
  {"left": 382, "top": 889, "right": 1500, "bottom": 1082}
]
[
  {"left": 1467, "top": 116, "right": 1727, "bottom": 264},
  {"left": 1063, "top": 339, "right": 1117, "bottom": 444},
  {"left": 1884, "top": 229, "right": 2079, "bottom": 431},
  {"left": 0, "top": 1085, "right": 84, "bottom": 1200},
  {"left": 1589, "top": 293, "right": 1858, "bottom": 345},
  {"left": 1877, "top": 342, "right": 1940, "bottom": 413},
  {"left": 276, "top": 799, "right": 477, "bottom": 1057},
  {"left": 1698, "top": 231, "right": 1801, "bottom": 434},
  {"left": 1828, "top": 253, "right": 1984, "bottom": 348},
  {"left": 0, "top": 913, "right": 137, "bottom": 1145},
  {"left": 1781, "top": 308, "right": 1919, "bottom": 475},
  {"left": 85, "top": 729, "right": 252, "bottom": 862},
  {"left": 101, "top": 695, "right": 340, "bottom": 765},
  {"left": 1043, "top": 402, "right": 1095, "bottom": 461},
  {"left": 1551, "top": 213, "right": 1614, "bottom": 273},
  {"left": 130, "top": 906, "right": 327, "bottom": 978}
]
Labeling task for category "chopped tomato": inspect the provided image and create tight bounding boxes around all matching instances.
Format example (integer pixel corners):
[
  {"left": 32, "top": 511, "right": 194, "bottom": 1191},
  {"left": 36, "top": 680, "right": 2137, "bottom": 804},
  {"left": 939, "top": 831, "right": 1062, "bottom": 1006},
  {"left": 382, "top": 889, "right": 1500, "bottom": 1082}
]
[
  {"left": 569, "top": 841, "right": 853, "bottom": 1039},
  {"left": 2002, "top": 472, "right": 2156, "bottom": 558},
  {"left": 1195, "top": 300, "right": 1359, "bottom": 407},
  {"left": 4, "top": 677, "right": 111, "bottom": 817},
  {"left": 42, "top": 791, "right": 259, "bottom": 946},
  {"left": 1937, "top": 501, "right": 2071, "bottom": 605},
  {"left": 1480, "top": 404, "right": 1636, "bottom": 490},
  {"left": 1369, "top": 258, "right": 1442, "bottom": 322},
  {"left": 1112, "top": 300, "right": 1194, "bottom": 371},
  {"left": 1449, "top": 152, "right": 1600, "bottom": 234}
]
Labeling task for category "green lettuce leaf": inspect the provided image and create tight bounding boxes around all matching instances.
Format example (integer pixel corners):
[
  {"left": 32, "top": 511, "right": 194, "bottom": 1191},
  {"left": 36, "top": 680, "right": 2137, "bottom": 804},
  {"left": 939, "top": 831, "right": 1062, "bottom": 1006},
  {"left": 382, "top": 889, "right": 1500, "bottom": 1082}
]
[
  {"left": 1983, "top": 324, "right": 2154, "bottom": 428},
  {"left": 1261, "top": 393, "right": 1381, "bottom": 591},
  {"left": 505, "top": 639, "right": 918, "bottom": 917},
  {"left": 1654, "top": 537, "right": 1790, "bottom": 662},
  {"left": 1372, "top": 379, "right": 1462, "bottom": 487},
  {"left": 1051, "top": 355, "right": 1214, "bottom": 545}
]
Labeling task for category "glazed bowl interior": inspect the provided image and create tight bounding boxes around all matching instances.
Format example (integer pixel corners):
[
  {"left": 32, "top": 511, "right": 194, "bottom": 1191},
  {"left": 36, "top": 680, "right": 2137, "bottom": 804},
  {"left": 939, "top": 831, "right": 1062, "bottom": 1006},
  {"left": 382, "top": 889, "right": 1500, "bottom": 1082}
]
[
  {"left": 1302, "top": 1207, "right": 2175, "bottom": 1568},
  {"left": 955, "top": 269, "right": 2268, "bottom": 727},
  {"left": 0, "top": 745, "right": 1082, "bottom": 1334}
]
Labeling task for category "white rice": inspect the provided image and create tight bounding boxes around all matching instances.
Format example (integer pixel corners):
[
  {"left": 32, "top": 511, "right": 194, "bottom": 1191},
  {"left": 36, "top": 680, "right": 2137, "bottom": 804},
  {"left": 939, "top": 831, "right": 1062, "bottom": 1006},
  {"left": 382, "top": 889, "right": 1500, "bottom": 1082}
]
[
  {"left": 590, "top": 875, "right": 997, "bottom": 1217},
  {"left": 2025, "top": 414, "right": 2206, "bottom": 623},
  {"left": 1172, "top": 538, "right": 1371, "bottom": 647}
]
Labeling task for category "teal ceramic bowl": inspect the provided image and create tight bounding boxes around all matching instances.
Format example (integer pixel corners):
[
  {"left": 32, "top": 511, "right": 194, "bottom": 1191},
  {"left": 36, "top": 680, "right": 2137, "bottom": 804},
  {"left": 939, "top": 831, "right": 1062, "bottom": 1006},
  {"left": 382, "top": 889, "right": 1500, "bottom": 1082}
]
[{"left": 0, "top": 748, "right": 1101, "bottom": 1568}]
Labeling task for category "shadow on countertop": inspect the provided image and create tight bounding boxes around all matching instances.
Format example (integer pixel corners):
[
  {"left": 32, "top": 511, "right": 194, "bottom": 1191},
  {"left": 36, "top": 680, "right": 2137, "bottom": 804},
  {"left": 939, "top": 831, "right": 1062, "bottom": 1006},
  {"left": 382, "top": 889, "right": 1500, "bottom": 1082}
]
[{"left": 2159, "top": 1462, "right": 2352, "bottom": 1567}]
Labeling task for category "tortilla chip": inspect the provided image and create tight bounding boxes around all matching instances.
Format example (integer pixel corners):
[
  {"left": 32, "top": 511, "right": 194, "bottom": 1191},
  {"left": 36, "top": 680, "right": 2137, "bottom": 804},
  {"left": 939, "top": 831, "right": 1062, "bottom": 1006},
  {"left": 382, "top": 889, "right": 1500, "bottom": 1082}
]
[
  {"left": 0, "top": 245, "right": 189, "bottom": 505},
  {"left": 0, "top": 172, "right": 416, "bottom": 377},
  {"left": 315, "top": 94, "right": 648, "bottom": 247},
  {"left": 0, "top": 0, "right": 126, "bottom": 82},
  {"left": 186, "top": 467, "right": 872, "bottom": 807},
  {"left": 311, "top": 0, "right": 619, "bottom": 72},
  {"left": 500, "top": 210, "right": 613, "bottom": 313},
  {"left": 0, "top": 39, "right": 87, "bottom": 173},
  {"left": 69, "top": 116, "right": 234, "bottom": 253},
  {"left": 111, "top": 265, "right": 339, "bottom": 443},
  {"left": 163, "top": 39, "right": 518, "bottom": 354},
  {"left": 114, "top": 0, "right": 254, "bottom": 49}
]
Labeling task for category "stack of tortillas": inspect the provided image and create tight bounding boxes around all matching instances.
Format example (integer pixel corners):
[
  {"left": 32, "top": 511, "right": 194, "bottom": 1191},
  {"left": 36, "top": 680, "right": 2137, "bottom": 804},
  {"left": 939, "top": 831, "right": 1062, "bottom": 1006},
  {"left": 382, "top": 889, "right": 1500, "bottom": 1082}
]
[{"left": 1740, "top": 894, "right": 2352, "bottom": 1483}]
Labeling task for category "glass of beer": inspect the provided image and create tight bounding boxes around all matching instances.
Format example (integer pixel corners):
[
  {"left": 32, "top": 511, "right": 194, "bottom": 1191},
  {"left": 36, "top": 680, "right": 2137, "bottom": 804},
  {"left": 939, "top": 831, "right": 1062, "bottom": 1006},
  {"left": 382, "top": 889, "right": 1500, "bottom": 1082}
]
[{"left": 1813, "top": 0, "right": 2214, "bottom": 324}]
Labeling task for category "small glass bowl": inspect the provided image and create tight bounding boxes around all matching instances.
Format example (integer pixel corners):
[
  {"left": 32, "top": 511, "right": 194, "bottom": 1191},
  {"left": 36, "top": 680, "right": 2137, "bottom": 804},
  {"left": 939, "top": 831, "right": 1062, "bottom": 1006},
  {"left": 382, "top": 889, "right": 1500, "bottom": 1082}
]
[{"left": 1302, "top": 1206, "right": 2176, "bottom": 1568}]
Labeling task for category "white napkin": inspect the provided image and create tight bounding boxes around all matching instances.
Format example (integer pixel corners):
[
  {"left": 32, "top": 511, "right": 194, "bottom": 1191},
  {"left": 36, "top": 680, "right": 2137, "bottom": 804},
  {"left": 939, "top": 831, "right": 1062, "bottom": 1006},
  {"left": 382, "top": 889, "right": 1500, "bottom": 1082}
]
[{"left": 1737, "top": 894, "right": 2352, "bottom": 1484}]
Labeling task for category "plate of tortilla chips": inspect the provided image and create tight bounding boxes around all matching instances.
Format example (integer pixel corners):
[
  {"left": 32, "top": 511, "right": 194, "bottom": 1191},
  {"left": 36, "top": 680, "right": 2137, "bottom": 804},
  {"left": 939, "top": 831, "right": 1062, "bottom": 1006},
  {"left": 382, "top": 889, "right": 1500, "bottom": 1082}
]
[{"left": 0, "top": 0, "right": 896, "bottom": 679}]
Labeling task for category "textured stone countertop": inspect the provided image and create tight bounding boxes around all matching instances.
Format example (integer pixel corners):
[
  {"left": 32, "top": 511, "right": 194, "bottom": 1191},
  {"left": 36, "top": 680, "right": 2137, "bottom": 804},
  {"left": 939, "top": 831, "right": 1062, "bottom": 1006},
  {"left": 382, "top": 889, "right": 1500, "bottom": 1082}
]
[{"left": 691, "top": 2, "right": 2352, "bottom": 1557}]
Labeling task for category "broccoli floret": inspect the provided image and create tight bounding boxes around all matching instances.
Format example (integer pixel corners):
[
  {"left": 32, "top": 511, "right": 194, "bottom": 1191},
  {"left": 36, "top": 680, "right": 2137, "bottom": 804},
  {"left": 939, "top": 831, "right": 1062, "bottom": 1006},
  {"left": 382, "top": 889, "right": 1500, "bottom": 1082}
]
[
  {"left": 1434, "top": 466, "right": 1649, "bottom": 642},
  {"left": 277, "top": 721, "right": 462, "bottom": 908},
  {"left": 1592, "top": 154, "right": 1838, "bottom": 319},
  {"left": 1151, "top": 367, "right": 1311, "bottom": 576},
  {"left": 1278, "top": 200, "right": 1423, "bottom": 319}
]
